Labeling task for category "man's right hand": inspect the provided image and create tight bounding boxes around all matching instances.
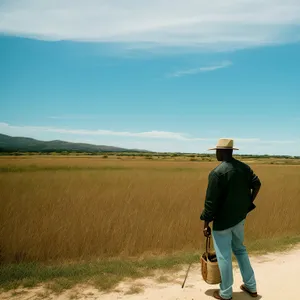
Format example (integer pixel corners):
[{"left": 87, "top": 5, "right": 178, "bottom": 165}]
[{"left": 203, "top": 225, "right": 211, "bottom": 237}]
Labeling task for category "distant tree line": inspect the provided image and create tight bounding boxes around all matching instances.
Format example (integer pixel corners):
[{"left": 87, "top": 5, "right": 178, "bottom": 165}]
[{"left": 0, "top": 149, "right": 299, "bottom": 160}]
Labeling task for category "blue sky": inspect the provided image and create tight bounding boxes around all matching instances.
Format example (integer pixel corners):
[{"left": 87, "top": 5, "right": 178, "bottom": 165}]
[{"left": 1, "top": 0, "right": 300, "bottom": 155}]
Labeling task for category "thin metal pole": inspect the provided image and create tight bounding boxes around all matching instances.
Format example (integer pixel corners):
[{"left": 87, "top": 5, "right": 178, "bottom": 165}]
[{"left": 181, "top": 262, "right": 192, "bottom": 288}]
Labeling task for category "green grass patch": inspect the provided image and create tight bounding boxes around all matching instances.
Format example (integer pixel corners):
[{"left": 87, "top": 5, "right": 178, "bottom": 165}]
[
  {"left": 0, "top": 237, "right": 299, "bottom": 293},
  {"left": 246, "top": 235, "right": 300, "bottom": 254},
  {"left": 0, "top": 252, "right": 198, "bottom": 293}
]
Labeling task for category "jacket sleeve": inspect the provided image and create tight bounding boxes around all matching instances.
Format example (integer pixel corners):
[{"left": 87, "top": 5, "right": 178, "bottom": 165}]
[
  {"left": 200, "top": 171, "right": 222, "bottom": 222},
  {"left": 247, "top": 167, "right": 261, "bottom": 213},
  {"left": 249, "top": 168, "right": 261, "bottom": 190}
]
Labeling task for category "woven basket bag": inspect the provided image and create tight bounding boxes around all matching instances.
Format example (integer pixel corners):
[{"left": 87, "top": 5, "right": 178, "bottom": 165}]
[{"left": 201, "top": 236, "right": 221, "bottom": 285}]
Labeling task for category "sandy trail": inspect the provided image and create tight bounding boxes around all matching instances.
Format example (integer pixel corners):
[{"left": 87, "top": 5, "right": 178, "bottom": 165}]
[{"left": 1, "top": 246, "right": 300, "bottom": 300}]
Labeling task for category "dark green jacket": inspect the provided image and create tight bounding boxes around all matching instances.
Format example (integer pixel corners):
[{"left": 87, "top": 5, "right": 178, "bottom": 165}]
[{"left": 200, "top": 158, "right": 261, "bottom": 231}]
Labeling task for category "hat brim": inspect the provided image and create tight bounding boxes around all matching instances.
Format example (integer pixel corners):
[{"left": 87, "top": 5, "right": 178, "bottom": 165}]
[{"left": 208, "top": 147, "right": 239, "bottom": 151}]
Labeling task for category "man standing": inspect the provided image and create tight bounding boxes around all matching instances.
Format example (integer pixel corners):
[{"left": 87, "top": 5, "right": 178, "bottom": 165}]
[{"left": 200, "top": 138, "right": 261, "bottom": 300}]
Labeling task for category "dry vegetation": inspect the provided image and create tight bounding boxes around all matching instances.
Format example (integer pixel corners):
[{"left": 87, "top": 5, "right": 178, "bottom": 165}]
[{"left": 0, "top": 156, "right": 300, "bottom": 264}]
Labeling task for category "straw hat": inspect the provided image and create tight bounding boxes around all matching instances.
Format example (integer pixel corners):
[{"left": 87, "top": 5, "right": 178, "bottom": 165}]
[{"left": 209, "top": 138, "right": 239, "bottom": 150}]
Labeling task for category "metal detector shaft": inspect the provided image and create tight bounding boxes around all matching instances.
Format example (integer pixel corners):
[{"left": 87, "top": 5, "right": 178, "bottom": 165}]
[{"left": 181, "top": 262, "right": 192, "bottom": 288}]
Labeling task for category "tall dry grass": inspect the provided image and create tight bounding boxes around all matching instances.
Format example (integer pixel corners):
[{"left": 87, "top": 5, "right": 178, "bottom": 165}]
[{"left": 0, "top": 157, "right": 300, "bottom": 263}]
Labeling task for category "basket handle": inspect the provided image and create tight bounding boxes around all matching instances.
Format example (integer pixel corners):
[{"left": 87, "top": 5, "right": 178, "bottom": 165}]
[{"left": 205, "top": 236, "right": 211, "bottom": 259}]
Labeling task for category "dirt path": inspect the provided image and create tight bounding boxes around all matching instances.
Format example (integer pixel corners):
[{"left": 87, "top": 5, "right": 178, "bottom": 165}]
[{"left": 1, "top": 246, "right": 300, "bottom": 300}]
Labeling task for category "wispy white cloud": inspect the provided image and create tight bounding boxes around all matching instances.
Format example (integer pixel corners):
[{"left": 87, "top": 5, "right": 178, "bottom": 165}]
[
  {"left": 0, "top": 1, "right": 300, "bottom": 52},
  {"left": 0, "top": 122, "right": 297, "bottom": 146},
  {"left": 167, "top": 61, "right": 232, "bottom": 78},
  {"left": 48, "top": 115, "right": 97, "bottom": 120},
  {"left": 258, "top": 140, "right": 297, "bottom": 145},
  {"left": 0, "top": 122, "right": 203, "bottom": 141}
]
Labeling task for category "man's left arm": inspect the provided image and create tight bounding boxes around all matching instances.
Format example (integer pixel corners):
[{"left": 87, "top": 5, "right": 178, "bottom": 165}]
[{"left": 200, "top": 172, "right": 221, "bottom": 236}]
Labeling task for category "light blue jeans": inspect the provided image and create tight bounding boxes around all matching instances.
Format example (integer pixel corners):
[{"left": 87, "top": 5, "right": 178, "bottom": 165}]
[{"left": 212, "top": 219, "right": 256, "bottom": 299}]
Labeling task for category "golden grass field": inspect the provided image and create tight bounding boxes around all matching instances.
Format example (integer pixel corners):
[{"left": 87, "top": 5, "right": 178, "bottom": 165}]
[{"left": 1, "top": 156, "right": 300, "bottom": 263}]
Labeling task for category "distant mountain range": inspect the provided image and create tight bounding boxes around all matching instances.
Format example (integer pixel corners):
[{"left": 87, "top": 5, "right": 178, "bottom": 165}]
[{"left": 0, "top": 133, "right": 145, "bottom": 153}]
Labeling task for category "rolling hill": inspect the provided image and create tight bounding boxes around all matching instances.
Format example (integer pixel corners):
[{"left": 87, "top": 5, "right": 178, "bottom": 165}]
[{"left": 0, "top": 133, "right": 142, "bottom": 153}]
